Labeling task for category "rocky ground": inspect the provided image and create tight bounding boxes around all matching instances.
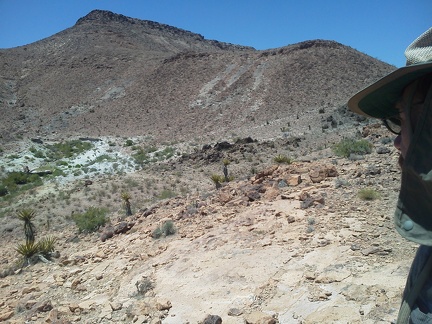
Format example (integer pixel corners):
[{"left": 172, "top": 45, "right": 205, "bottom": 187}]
[{"left": 0, "top": 123, "right": 419, "bottom": 324}]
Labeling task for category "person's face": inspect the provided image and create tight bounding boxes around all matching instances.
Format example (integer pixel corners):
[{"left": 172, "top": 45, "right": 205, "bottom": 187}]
[{"left": 393, "top": 82, "right": 425, "bottom": 166}]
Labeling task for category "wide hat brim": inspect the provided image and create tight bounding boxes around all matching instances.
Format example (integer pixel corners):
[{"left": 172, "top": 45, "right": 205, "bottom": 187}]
[{"left": 348, "top": 62, "right": 432, "bottom": 118}]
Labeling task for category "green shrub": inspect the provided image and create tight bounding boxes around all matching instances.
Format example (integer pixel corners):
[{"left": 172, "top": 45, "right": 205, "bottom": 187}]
[
  {"left": 132, "top": 148, "right": 150, "bottom": 167},
  {"left": 358, "top": 188, "right": 380, "bottom": 201},
  {"left": 45, "top": 140, "right": 93, "bottom": 160},
  {"left": 152, "top": 220, "right": 176, "bottom": 238},
  {"left": 1, "top": 172, "right": 42, "bottom": 194},
  {"left": 124, "top": 139, "right": 134, "bottom": 147},
  {"left": 29, "top": 147, "right": 45, "bottom": 159},
  {"left": 332, "top": 138, "right": 372, "bottom": 158},
  {"left": 72, "top": 207, "right": 108, "bottom": 233},
  {"left": 0, "top": 185, "right": 8, "bottom": 197},
  {"left": 274, "top": 154, "right": 292, "bottom": 164},
  {"left": 158, "top": 189, "right": 177, "bottom": 200},
  {"left": 135, "top": 278, "right": 154, "bottom": 295}
]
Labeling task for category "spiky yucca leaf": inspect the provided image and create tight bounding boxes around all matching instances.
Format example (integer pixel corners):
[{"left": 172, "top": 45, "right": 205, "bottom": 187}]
[
  {"left": 37, "top": 236, "right": 56, "bottom": 256},
  {"left": 274, "top": 154, "right": 292, "bottom": 164},
  {"left": 121, "top": 191, "right": 131, "bottom": 202},
  {"left": 210, "top": 174, "right": 224, "bottom": 184},
  {"left": 17, "top": 209, "right": 36, "bottom": 222},
  {"left": 17, "top": 209, "right": 37, "bottom": 244},
  {"left": 121, "top": 192, "right": 132, "bottom": 216},
  {"left": 16, "top": 241, "right": 39, "bottom": 258}
]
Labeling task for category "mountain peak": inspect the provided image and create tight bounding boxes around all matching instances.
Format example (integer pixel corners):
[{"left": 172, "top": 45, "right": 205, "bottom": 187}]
[{"left": 76, "top": 9, "right": 132, "bottom": 25}]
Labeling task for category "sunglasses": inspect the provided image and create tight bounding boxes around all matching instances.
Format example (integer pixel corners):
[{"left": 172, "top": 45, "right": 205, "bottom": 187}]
[{"left": 382, "top": 116, "right": 402, "bottom": 135}]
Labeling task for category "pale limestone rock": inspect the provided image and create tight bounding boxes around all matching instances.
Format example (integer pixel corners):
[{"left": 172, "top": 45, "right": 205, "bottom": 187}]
[
  {"left": 0, "top": 310, "right": 14, "bottom": 321},
  {"left": 287, "top": 174, "right": 302, "bottom": 186},
  {"left": 110, "top": 302, "right": 122, "bottom": 311},
  {"left": 155, "top": 298, "right": 171, "bottom": 311},
  {"left": 21, "top": 285, "right": 40, "bottom": 295},
  {"left": 68, "top": 303, "right": 80, "bottom": 313},
  {"left": 244, "top": 311, "right": 276, "bottom": 324}
]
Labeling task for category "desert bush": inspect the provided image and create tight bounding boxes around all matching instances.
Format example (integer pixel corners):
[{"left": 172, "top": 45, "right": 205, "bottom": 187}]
[
  {"left": 1, "top": 172, "right": 42, "bottom": 192},
  {"left": 124, "top": 139, "right": 134, "bottom": 147},
  {"left": 155, "top": 147, "right": 175, "bottom": 160},
  {"left": 29, "top": 146, "right": 45, "bottom": 159},
  {"left": 0, "top": 185, "right": 8, "bottom": 197},
  {"left": 158, "top": 189, "right": 177, "bottom": 200},
  {"left": 334, "top": 178, "right": 350, "bottom": 188},
  {"left": 132, "top": 148, "right": 150, "bottom": 167},
  {"left": 274, "top": 154, "right": 292, "bottom": 164},
  {"left": 152, "top": 220, "right": 176, "bottom": 239},
  {"left": 135, "top": 278, "right": 154, "bottom": 295},
  {"left": 332, "top": 138, "right": 372, "bottom": 158},
  {"left": 72, "top": 207, "right": 108, "bottom": 233},
  {"left": 45, "top": 140, "right": 93, "bottom": 160},
  {"left": 358, "top": 188, "right": 380, "bottom": 201},
  {"left": 306, "top": 225, "right": 315, "bottom": 233}
]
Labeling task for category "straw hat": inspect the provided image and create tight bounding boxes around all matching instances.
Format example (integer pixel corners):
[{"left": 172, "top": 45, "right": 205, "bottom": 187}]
[{"left": 348, "top": 27, "right": 432, "bottom": 117}]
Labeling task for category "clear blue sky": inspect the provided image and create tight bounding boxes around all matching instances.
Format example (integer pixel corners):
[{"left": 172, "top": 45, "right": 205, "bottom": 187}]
[{"left": 0, "top": 0, "right": 430, "bottom": 67}]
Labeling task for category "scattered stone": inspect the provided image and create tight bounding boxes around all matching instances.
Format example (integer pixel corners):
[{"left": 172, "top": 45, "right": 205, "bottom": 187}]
[
  {"left": 287, "top": 215, "right": 296, "bottom": 223},
  {"left": 244, "top": 311, "right": 276, "bottom": 324},
  {"left": 228, "top": 308, "right": 243, "bottom": 316},
  {"left": 287, "top": 175, "right": 302, "bottom": 186},
  {"left": 34, "top": 300, "right": 53, "bottom": 312},
  {"left": 376, "top": 146, "right": 391, "bottom": 154},
  {"left": 202, "top": 314, "right": 222, "bottom": 324},
  {"left": 110, "top": 302, "right": 122, "bottom": 311},
  {"left": 114, "top": 221, "right": 135, "bottom": 234},
  {"left": 155, "top": 299, "right": 171, "bottom": 311},
  {"left": 0, "top": 310, "right": 14, "bottom": 321}
]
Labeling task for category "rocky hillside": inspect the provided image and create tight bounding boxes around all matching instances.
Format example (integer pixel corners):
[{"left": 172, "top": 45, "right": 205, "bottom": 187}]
[
  {"left": 0, "top": 124, "right": 414, "bottom": 323},
  {"left": 0, "top": 10, "right": 395, "bottom": 144},
  {"left": 0, "top": 9, "right": 411, "bottom": 324}
]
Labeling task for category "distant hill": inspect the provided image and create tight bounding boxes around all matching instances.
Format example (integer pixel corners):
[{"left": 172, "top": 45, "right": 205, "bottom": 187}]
[{"left": 0, "top": 9, "right": 395, "bottom": 143}]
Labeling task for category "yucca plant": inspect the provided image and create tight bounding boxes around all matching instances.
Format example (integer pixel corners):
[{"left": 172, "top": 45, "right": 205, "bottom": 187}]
[
  {"left": 211, "top": 174, "right": 224, "bottom": 190},
  {"left": 274, "top": 154, "right": 292, "bottom": 164},
  {"left": 37, "top": 236, "right": 57, "bottom": 257},
  {"left": 17, "top": 209, "right": 36, "bottom": 244},
  {"left": 121, "top": 191, "right": 132, "bottom": 216},
  {"left": 222, "top": 159, "right": 230, "bottom": 182},
  {"left": 16, "top": 241, "right": 39, "bottom": 266}
]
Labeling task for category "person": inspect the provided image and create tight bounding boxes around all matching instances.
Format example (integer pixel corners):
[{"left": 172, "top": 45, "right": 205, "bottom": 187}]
[{"left": 348, "top": 27, "right": 432, "bottom": 323}]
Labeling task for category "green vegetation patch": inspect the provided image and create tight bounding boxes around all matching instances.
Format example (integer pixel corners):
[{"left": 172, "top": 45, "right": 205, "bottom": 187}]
[
  {"left": 1, "top": 172, "right": 43, "bottom": 194},
  {"left": 152, "top": 220, "right": 176, "bottom": 239},
  {"left": 358, "top": 188, "right": 380, "bottom": 201},
  {"left": 45, "top": 140, "right": 93, "bottom": 160},
  {"left": 274, "top": 154, "right": 292, "bottom": 164},
  {"left": 332, "top": 138, "right": 372, "bottom": 158},
  {"left": 72, "top": 206, "right": 108, "bottom": 233}
]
